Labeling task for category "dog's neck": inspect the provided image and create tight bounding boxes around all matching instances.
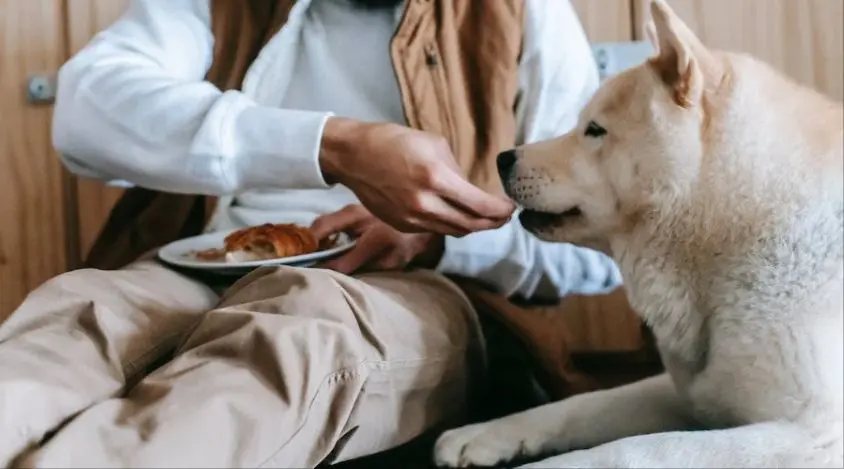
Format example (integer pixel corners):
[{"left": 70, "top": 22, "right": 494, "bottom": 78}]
[
  {"left": 610, "top": 188, "right": 843, "bottom": 373},
  {"left": 609, "top": 225, "right": 708, "bottom": 370}
]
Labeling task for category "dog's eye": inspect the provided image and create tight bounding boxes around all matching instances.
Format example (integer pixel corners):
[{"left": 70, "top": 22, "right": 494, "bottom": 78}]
[{"left": 584, "top": 121, "right": 607, "bottom": 138}]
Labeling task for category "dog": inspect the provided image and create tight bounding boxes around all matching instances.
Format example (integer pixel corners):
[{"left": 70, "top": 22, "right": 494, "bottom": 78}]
[{"left": 433, "top": 0, "right": 843, "bottom": 467}]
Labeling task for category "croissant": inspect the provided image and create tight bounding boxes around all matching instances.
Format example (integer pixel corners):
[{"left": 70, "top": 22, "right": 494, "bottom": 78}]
[{"left": 223, "top": 223, "right": 320, "bottom": 262}]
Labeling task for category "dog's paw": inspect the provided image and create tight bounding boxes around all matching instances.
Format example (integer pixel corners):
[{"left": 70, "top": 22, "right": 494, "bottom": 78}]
[{"left": 433, "top": 420, "right": 539, "bottom": 468}]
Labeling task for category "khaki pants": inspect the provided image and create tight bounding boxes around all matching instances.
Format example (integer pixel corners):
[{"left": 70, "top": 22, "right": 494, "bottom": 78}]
[{"left": 0, "top": 261, "right": 485, "bottom": 468}]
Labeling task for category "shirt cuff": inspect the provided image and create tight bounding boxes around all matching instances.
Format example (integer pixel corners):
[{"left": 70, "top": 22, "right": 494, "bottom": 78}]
[
  {"left": 434, "top": 219, "right": 623, "bottom": 301},
  {"left": 435, "top": 227, "right": 526, "bottom": 290},
  {"left": 211, "top": 91, "right": 333, "bottom": 192}
]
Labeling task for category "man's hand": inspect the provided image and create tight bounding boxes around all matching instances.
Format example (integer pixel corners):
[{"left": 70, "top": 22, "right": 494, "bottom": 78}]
[
  {"left": 310, "top": 205, "right": 445, "bottom": 275},
  {"left": 319, "top": 117, "right": 515, "bottom": 237}
]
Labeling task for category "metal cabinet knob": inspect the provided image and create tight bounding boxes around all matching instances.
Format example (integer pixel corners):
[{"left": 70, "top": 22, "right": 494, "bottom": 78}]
[{"left": 26, "top": 74, "right": 57, "bottom": 104}]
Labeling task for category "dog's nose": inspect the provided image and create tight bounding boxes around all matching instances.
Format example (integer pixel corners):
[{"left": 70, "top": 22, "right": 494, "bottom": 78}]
[{"left": 497, "top": 149, "right": 517, "bottom": 178}]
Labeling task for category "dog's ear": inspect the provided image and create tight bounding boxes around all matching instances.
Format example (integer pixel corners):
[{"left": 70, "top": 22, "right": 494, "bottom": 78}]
[
  {"left": 648, "top": 0, "right": 721, "bottom": 108},
  {"left": 644, "top": 21, "right": 659, "bottom": 55}
]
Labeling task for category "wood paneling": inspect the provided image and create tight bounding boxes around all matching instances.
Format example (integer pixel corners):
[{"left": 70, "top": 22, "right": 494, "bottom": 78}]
[
  {"left": 571, "top": 0, "right": 634, "bottom": 42},
  {"left": 633, "top": 0, "right": 844, "bottom": 100},
  {"left": 557, "top": 289, "right": 645, "bottom": 353},
  {"left": 65, "top": 0, "right": 128, "bottom": 261},
  {"left": 0, "top": 0, "right": 68, "bottom": 321}
]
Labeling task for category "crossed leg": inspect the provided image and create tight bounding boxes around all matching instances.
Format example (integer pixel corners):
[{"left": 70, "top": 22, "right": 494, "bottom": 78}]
[
  {"left": 0, "top": 261, "right": 218, "bottom": 466},
  {"left": 20, "top": 266, "right": 484, "bottom": 468}
]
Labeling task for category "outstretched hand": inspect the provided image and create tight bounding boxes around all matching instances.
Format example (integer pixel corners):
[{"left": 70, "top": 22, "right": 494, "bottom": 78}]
[
  {"left": 319, "top": 117, "right": 515, "bottom": 237},
  {"left": 310, "top": 204, "right": 444, "bottom": 275}
]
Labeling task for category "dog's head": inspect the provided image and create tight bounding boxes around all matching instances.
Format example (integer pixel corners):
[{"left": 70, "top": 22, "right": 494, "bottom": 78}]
[{"left": 500, "top": 0, "right": 728, "bottom": 249}]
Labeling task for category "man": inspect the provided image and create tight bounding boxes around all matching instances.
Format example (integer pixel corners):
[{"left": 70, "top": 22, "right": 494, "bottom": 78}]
[{"left": 0, "top": 0, "right": 621, "bottom": 467}]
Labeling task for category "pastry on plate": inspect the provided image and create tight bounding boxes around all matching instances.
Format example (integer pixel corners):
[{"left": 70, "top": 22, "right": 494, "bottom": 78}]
[
  {"left": 222, "top": 223, "right": 321, "bottom": 262},
  {"left": 185, "top": 223, "right": 340, "bottom": 263}
]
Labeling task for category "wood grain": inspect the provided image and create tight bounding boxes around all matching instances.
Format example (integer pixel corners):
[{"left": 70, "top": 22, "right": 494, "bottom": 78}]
[
  {"left": 65, "top": 0, "right": 128, "bottom": 261},
  {"left": 571, "top": 0, "right": 635, "bottom": 43},
  {"left": 633, "top": 0, "right": 844, "bottom": 100},
  {"left": 556, "top": 288, "right": 645, "bottom": 353},
  {"left": 0, "top": 0, "right": 68, "bottom": 321}
]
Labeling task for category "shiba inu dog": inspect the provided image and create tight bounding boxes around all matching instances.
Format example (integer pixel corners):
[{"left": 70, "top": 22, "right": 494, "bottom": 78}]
[{"left": 434, "top": 0, "right": 843, "bottom": 467}]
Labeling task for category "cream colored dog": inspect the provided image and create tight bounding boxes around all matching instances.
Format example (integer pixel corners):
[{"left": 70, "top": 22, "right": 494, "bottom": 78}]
[{"left": 434, "top": 1, "right": 843, "bottom": 467}]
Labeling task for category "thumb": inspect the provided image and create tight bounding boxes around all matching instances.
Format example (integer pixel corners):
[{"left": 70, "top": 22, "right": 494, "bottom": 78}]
[{"left": 311, "top": 205, "right": 372, "bottom": 240}]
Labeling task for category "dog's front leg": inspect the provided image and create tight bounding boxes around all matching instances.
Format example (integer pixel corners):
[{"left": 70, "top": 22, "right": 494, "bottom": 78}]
[
  {"left": 517, "top": 421, "right": 837, "bottom": 468},
  {"left": 434, "top": 374, "right": 694, "bottom": 468}
]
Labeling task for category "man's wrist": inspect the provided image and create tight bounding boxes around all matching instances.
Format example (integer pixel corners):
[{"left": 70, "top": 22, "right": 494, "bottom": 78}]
[{"left": 319, "top": 117, "right": 365, "bottom": 185}]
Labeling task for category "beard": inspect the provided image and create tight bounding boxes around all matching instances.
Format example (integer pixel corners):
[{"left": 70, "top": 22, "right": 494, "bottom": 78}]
[{"left": 346, "top": 0, "right": 405, "bottom": 9}]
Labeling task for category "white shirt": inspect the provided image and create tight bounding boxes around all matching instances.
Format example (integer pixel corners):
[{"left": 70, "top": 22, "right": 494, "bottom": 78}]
[{"left": 52, "top": 0, "right": 622, "bottom": 301}]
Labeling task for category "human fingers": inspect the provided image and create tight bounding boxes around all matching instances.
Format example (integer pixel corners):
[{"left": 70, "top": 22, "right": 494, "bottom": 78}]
[
  {"left": 434, "top": 170, "right": 516, "bottom": 222},
  {"left": 310, "top": 204, "right": 373, "bottom": 240},
  {"left": 367, "top": 202, "right": 467, "bottom": 237},
  {"left": 412, "top": 192, "right": 517, "bottom": 235}
]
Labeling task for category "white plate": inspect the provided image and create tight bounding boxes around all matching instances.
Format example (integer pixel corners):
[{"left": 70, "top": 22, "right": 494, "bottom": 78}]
[{"left": 158, "top": 229, "right": 356, "bottom": 275}]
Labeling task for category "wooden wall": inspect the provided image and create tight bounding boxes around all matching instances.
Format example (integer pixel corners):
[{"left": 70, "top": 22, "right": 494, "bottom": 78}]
[
  {"left": 0, "top": 0, "right": 68, "bottom": 318},
  {"left": 633, "top": 0, "right": 843, "bottom": 100},
  {"left": 1, "top": 1, "right": 842, "bottom": 355}
]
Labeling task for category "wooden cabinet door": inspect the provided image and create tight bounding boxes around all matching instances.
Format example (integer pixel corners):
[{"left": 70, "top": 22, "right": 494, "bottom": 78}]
[
  {"left": 0, "top": 0, "right": 68, "bottom": 321},
  {"left": 633, "top": 0, "right": 844, "bottom": 100},
  {"left": 65, "top": 0, "right": 130, "bottom": 262}
]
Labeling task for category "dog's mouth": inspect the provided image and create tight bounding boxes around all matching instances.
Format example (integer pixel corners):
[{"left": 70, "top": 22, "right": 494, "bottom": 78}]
[{"left": 519, "top": 206, "right": 583, "bottom": 228}]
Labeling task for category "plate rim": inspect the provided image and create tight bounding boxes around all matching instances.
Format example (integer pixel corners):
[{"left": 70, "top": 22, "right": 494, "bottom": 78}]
[{"left": 157, "top": 229, "right": 356, "bottom": 270}]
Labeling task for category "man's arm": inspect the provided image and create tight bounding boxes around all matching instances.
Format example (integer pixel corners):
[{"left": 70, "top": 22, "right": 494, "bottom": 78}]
[
  {"left": 435, "top": 0, "right": 622, "bottom": 301},
  {"left": 53, "top": 0, "right": 332, "bottom": 195},
  {"left": 54, "top": 0, "right": 512, "bottom": 234}
]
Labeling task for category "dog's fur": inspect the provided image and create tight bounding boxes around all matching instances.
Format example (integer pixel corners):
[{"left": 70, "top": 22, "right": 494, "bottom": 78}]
[{"left": 433, "top": 1, "right": 843, "bottom": 467}]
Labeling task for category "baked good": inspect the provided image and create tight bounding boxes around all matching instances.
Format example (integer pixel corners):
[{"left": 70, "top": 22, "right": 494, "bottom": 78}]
[{"left": 222, "top": 223, "right": 320, "bottom": 262}]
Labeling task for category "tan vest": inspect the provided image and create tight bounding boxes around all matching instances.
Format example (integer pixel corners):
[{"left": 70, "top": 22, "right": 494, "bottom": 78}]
[
  {"left": 86, "top": 0, "right": 523, "bottom": 269},
  {"left": 84, "top": 0, "right": 647, "bottom": 399}
]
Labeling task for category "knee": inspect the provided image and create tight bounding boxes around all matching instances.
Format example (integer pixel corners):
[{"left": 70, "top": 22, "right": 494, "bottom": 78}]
[
  {"left": 204, "top": 267, "right": 481, "bottom": 359},
  {"left": 0, "top": 268, "right": 111, "bottom": 343},
  {"left": 217, "top": 266, "right": 353, "bottom": 318},
  {"left": 3, "top": 262, "right": 214, "bottom": 337},
  {"left": 20, "top": 266, "right": 135, "bottom": 313},
  {"left": 38, "top": 267, "right": 110, "bottom": 293},
  {"left": 8, "top": 268, "right": 114, "bottom": 320},
  {"left": 28, "top": 261, "right": 160, "bottom": 299},
  {"left": 219, "top": 266, "right": 476, "bottom": 326}
]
